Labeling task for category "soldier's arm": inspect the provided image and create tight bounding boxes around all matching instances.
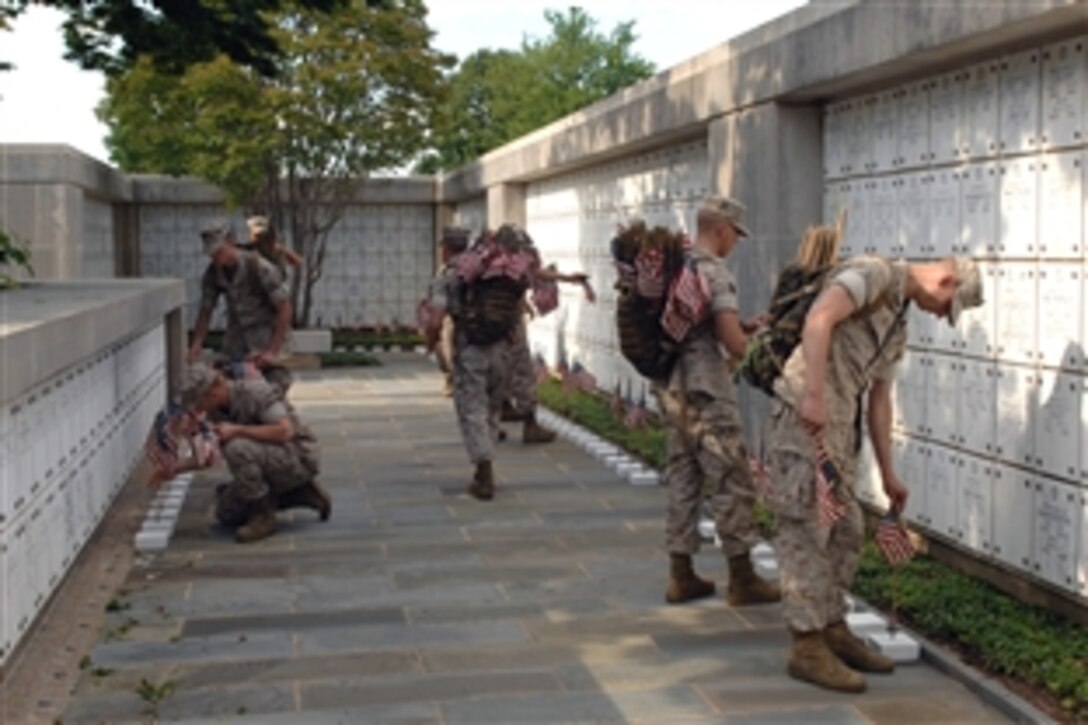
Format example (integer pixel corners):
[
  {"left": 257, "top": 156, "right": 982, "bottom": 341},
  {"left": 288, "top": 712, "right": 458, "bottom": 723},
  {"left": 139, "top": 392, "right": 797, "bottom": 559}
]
[
  {"left": 258, "top": 260, "right": 293, "bottom": 358},
  {"left": 278, "top": 243, "right": 304, "bottom": 269},
  {"left": 867, "top": 379, "right": 908, "bottom": 512},
  {"left": 189, "top": 307, "right": 214, "bottom": 363},
  {"left": 265, "top": 299, "right": 292, "bottom": 357},
  {"left": 798, "top": 285, "right": 857, "bottom": 431},
  {"left": 216, "top": 416, "right": 294, "bottom": 444},
  {"left": 714, "top": 311, "right": 748, "bottom": 359}
]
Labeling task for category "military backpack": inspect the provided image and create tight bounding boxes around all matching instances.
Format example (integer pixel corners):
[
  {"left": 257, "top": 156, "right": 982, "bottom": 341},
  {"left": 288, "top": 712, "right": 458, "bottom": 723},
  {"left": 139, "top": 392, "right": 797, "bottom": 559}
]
[{"left": 458, "top": 276, "right": 528, "bottom": 345}]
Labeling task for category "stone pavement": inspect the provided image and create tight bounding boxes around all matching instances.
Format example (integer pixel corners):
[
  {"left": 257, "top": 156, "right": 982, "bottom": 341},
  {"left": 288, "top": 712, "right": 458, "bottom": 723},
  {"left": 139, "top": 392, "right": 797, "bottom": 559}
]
[{"left": 63, "top": 355, "right": 1008, "bottom": 723}]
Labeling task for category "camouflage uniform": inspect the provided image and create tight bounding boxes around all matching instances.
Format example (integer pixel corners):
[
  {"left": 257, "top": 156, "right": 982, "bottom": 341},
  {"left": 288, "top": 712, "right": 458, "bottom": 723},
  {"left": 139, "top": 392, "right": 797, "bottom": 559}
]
[
  {"left": 428, "top": 254, "right": 461, "bottom": 393},
  {"left": 199, "top": 252, "right": 293, "bottom": 395},
  {"left": 429, "top": 262, "right": 508, "bottom": 463},
  {"left": 212, "top": 378, "right": 320, "bottom": 526},
  {"left": 652, "top": 245, "right": 762, "bottom": 558},
  {"left": 768, "top": 256, "right": 907, "bottom": 632}
]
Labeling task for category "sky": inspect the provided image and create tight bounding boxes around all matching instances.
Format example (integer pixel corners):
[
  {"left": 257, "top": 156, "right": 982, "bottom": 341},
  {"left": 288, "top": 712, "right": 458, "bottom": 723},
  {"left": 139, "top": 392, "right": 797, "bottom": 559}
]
[{"left": 0, "top": 1, "right": 807, "bottom": 166}]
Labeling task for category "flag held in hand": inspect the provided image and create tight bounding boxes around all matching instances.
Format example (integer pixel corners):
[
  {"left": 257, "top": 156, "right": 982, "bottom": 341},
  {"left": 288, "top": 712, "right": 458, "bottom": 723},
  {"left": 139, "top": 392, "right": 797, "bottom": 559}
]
[{"left": 875, "top": 510, "right": 915, "bottom": 566}]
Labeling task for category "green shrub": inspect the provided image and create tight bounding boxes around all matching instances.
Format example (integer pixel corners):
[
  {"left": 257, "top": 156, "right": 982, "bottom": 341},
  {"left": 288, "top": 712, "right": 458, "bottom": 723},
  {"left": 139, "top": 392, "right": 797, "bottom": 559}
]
[
  {"left": 854, "top": 544, "right": 1088, "bottom": 717},
  {"left": 0, "top": 228, "right": 34, "bottom": 289},
  {"left": 319, "top": 350, "right": 381, "bottom": 368}
]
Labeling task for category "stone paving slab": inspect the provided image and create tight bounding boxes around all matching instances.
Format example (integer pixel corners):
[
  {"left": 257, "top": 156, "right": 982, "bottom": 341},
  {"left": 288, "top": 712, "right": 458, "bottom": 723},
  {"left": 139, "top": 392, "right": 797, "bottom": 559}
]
[{"left": 62, "top": 356, "right": 1011, "bottom": 723}]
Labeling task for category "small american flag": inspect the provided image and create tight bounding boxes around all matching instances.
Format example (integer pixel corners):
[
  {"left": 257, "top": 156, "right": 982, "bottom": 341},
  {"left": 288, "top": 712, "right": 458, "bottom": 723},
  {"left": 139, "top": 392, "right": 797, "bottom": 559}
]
[
  {"left": 813, "top": 441, "right": 846, "bottom": 528},
  {"left": 531, "top": 277, "right": 559, "bottom": 316},
  {"left": 624, "top": 390, "right": 650, "bottom": 429},
  {"left": 145, "top": 406, "right": 180, "bottom": 472},
  {"left": 570, "top": 362, "right": 597, "bottom": 393},
  {"left": 634, "top": 247, "right": 665, "bottom": 299},
  {"left": 875, "top": 511, "right": 915, "bottom": 566},
  {"left": 661, "top": 260, "right": 711, "bottom": 342},
  {"left": 749, "top": 455, "right": 773, "bottom": 500},
  {"left": 609, "top": 383, "right": 625, "bottom": 420}
]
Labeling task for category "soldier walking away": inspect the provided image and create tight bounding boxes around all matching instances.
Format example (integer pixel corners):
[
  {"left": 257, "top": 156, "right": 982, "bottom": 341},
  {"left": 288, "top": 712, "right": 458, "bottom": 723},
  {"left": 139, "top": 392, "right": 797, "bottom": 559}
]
[
  {"left": 422, "top": 227, "right": 471, "bottom": 397},
  {"left": 649, "top": 197, "right": 781, "bottom": 608},
  {"left": 188, "top": 220, "right": 295, "bottom": 397},
  {"left": 767, "top": 255, "right": 982, "bottom": 693},
  {"left": 423, "top": 224, "right": 546, "bottom": 501},
  {"left": 173, "top": 363, "right": 329, "bottom": 543}
]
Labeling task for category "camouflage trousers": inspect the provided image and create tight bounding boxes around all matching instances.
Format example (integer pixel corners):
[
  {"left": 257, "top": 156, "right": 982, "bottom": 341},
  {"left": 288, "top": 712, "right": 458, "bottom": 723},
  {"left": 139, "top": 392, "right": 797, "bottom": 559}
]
[
  {"left": 503, "top": 318, "right": 536, "bottom": 417},
  {"left": 453, "top": 336, "right": 509, "bottom": 463},
  {"left": 654, "top": 387, "right": 762, "bottom": 558},
  {"left": 216, "top": 438, "right": 311, "bottom": 527},
  {"left": 766, "top": 402, "right": 864, "bottom": 632}
]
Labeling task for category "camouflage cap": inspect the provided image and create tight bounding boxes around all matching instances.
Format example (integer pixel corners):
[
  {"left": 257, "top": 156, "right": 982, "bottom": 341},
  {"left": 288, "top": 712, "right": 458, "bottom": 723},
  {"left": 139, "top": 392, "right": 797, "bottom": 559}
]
[
  {"left": 441, "top": 226, "right": 470, "bottom": 252},
  {"left": 200, "top": 219, "right": 234, "bottom": 255},
  {"left": 948, "top": 256, "right": 983, "bottom": 327},
  {"left": 246, "top": 215, "right": 270, "bottom": 236},
  {"left": 178, "top": 363, "right": 221, "bottom": 409},
  {"left": 698, "top": 195, "right": 751, "bottom": 237}
]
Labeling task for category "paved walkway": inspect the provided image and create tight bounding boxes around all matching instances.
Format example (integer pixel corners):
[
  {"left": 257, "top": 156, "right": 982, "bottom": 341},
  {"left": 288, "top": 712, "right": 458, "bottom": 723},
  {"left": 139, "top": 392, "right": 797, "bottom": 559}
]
[{"left": 63, "top": 356, "right": 1007, "bottom": 723}]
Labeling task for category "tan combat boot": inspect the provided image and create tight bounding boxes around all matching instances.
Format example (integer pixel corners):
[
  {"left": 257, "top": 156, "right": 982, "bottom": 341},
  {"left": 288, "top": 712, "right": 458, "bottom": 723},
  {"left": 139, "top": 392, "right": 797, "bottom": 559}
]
[
  {"left": 824, "top": 621, "right": 895, "bottom": 673},
  {"left": 277, "top": 481, "right": 332, "bottom": 522},
  {"left": 788, "top": 629, "right": 867, "bottom": 693},
  {"left": 665, "top": 553, "right": 716, "bottom": 604},
  {"left": 522, "top": 415, "right": 557, "bottom": 444},
  {"left": 726, "top": 554, "right": 782, "bottom": 606},
  {"left": 467, "top": 461, "right": 494, "bottom": 501},
  {"left": 236, "top": 498, "right": 278, "bottom": 544}
]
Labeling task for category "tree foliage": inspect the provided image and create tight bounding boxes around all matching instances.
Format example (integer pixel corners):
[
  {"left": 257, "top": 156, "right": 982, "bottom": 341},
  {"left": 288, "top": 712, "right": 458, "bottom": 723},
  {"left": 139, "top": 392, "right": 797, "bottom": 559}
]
[
  {"left": 99, "top": 0, "right": 450, "bottom": 326},
  {"left": 417, "top": 7, "right": 655, "bottom": 173},
  {"left": 2, "top": 0, "right": 367, "bottom": 77}
]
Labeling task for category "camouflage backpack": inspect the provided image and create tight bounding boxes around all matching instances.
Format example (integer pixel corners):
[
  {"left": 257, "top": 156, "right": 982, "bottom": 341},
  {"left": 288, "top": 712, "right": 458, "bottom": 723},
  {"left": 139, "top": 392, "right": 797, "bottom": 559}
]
[
  {"left": 735, "top": 263, "right": 830, "bottom": 396},
  {"left": 612, "top": 222, "right": 689, "bottom": 381},
  {"left": 458, "top": 276, "right": 528, "bottom": 345}
]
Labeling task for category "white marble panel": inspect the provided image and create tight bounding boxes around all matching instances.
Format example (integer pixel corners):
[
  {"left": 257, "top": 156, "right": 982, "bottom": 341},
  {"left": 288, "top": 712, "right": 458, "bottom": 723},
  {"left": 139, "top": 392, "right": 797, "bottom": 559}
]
[
  {"left": 1036, "top": 263, "right": 1082, "bottom": 369},
  {"left": 994, "top": 263, "right": 1037, "bottom": 364},
  {"left": 1078, "top": 487, "right": 1088, "bottom": 595},
  {"left": 929, "top": 70, "right": 965, "bottom": 163},
  {"left": 998, "top": 49, "right": 1042, "bottom": 154},
  {"left": 1041, "top": 37, "right": 1087, "bottom": 149},
  {"left": 929, "top": 167, "right": 960, "bottom": 258},
  {"left": 1037, "top": 151, "right": 1084, "bottom": 259},
  {"left": 893, "top": 351, "right": 927, "bottom": 436},
  {"left": 870, "top": 90, "right": 899, "bottom": 173},
  {"left": 998, "top": 155, "right": 1039, "bottom": 259},
  {"left": 893, "top": 435, "right": 928, "bottom": 527},
  {"left": 960, "top": 162, "right": 998, "bottom": 257},
  {"left": 896, "top": 81, "right": 930, "bottom": 169},
  {"left": 991, "top": 463, "right": 1035, "bottom": 572},
  {"left": 1032, "top": 476, "right": 1079, "bottom": 591},
  {"left": 994, "top": 363, "right": 1037, "bottom": 467},
  {"left": 894, "top": 172, "right": 928, "bottom": 258},
  {"left": 956, "top": 454, "right": 993, "bottom": 555},
  {"left": 868, "top": 177, "right": 897, "bottom": 256},
  {"left": 957, "top": 359, "right": 997, "bottom": 456},
  {"left": 824, "top": 102, "right": 847, "bottom": 178},
  {"left": 925, "top": 354, "right": 959, "bottom": 444},
  {"left": 964, "top": 61, "right": 1000, "bottom": 159},
  {"left": 906, "top": 299, "right": 935, "bottom": 349},
  {"left": 839, "top": 179, "right": 869, "bottom": 258},
  {"left": 842, "top": 98, "right": 872, "bottom": 177},
  {"left": 924, "top": 445, "right": 957, "bottom": 540},
  {"left": 959, "top": 261, "right": 998, "bottom": 358},
  {"left": 1033, "top": 369, "right": 1081, "bottom": 481}
]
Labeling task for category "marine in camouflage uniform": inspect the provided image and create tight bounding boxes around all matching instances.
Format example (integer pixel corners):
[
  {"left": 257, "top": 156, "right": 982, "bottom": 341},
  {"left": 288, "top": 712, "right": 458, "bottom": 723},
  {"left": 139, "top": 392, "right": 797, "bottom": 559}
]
[
  {"left": 188, "top": 221, "right": 294, "bottom": 397},
  {"left": 652, "top": 196, "right": 780, "bottom": 608},
  {"left": 425, "top": 235, "right": 509, "bottom": 501},
  {"left": 768, "top": 255, "right": 982, "bottom": 693},
  {"left": 430, "top": 227, "right": 470, "bottom": 397},
  {"left": 179, "top": 363, "right": 329, "bottom": 544}
]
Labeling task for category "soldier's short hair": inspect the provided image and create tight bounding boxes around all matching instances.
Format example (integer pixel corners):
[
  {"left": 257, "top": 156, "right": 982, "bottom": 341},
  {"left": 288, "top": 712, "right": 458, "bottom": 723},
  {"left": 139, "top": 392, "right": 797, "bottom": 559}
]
[
  {"left": 949, "top": 256, "right": 983, "bottom": 326},
  {"left": 200, "top": 219, "right": 234, "bottom": 255},
  {"left": 179, "top": 363, "right": 221, "bottom": 409}
]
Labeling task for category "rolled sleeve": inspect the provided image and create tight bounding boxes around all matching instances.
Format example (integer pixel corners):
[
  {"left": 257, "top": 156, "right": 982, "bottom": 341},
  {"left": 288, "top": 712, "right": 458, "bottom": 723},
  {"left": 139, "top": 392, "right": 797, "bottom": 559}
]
[
  {"left": 830, "top": 258, "right": 894, "bottom": 309},
  {"left": 260, "top": 401, "right": 289, "bottom": 424},
  {"left": 704, "top": 261, "right": 739, "bottom": 313}
]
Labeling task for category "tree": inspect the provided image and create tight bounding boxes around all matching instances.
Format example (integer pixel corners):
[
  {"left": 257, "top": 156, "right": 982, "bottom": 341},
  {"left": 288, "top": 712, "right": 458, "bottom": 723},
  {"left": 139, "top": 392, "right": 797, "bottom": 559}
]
[
  {"left": 99, "top": 0, "right": 451, "bottom": 326},
  {"left": 1, "top": 0, "right": 372, "bottom": 77},
  {"left": 417, "top": 7, "right": 655, "bottom": 172}
]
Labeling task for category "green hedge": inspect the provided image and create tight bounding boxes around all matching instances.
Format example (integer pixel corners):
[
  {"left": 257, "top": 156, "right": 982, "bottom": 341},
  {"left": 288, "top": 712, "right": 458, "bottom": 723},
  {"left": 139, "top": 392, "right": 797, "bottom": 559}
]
[
  {"left": 854, "top": 543, "right": 1088, "bottom": 718},
  {"left": 190, "top": 329, "right": 422, "bottom": 353},
  {"left": 318, "top": 350, "right": 382, "bottom": 368}
]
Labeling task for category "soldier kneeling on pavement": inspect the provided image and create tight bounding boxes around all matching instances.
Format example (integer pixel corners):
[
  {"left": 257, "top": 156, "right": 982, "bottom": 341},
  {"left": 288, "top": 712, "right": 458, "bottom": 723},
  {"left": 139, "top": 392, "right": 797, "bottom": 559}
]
[{"left": 178, "top": 363, "right": 330, "bottom": 543}]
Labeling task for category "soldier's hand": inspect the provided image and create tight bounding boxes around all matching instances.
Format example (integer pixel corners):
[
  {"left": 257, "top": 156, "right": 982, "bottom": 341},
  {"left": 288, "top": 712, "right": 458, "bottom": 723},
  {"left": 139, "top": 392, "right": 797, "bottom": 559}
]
[
  {"left": 799, "top": 390, "right": 827, "bottom": 435},
  {"left": 882, "top": 474, "right": 909, "bottom": 514},
  {"left": 214, "top": 422, "right": 240, "bottom": 441}
]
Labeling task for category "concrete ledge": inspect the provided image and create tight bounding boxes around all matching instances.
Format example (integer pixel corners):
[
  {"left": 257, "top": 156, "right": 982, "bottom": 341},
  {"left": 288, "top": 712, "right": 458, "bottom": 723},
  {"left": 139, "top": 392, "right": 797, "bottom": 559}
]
[
  {"left": 0, "top": 144, "right": 132, "bottom": 201},
  {"left": 0, "top": 279, "right": 186, "bottom": 404},
  {"left": 292, "top": 329, "right": 332, "bottom": 354}
]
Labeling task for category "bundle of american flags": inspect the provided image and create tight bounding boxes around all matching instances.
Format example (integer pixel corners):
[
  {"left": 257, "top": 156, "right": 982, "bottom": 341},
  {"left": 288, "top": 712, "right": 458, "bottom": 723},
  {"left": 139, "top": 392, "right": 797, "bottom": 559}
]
[
  {"left": 812, "top": 438, "right": 847, "bottom": 528},
  {"left": 145, "top": 404, "right": 182, "bottom": 472},
  {"left": 634, "top": 246, "right": 666, "bottom": 299},
  {"left": 531, "top": 276, "right": 559, "bottom": 316},
  {"left": 661, "top": 258, "right": 711, "bottom": 342},
  {"left": 875, "top": 510, "right": 915, "bottom": 566},
  {"left": 456, "top": 230, "right": 541, "bottom": 286}
]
